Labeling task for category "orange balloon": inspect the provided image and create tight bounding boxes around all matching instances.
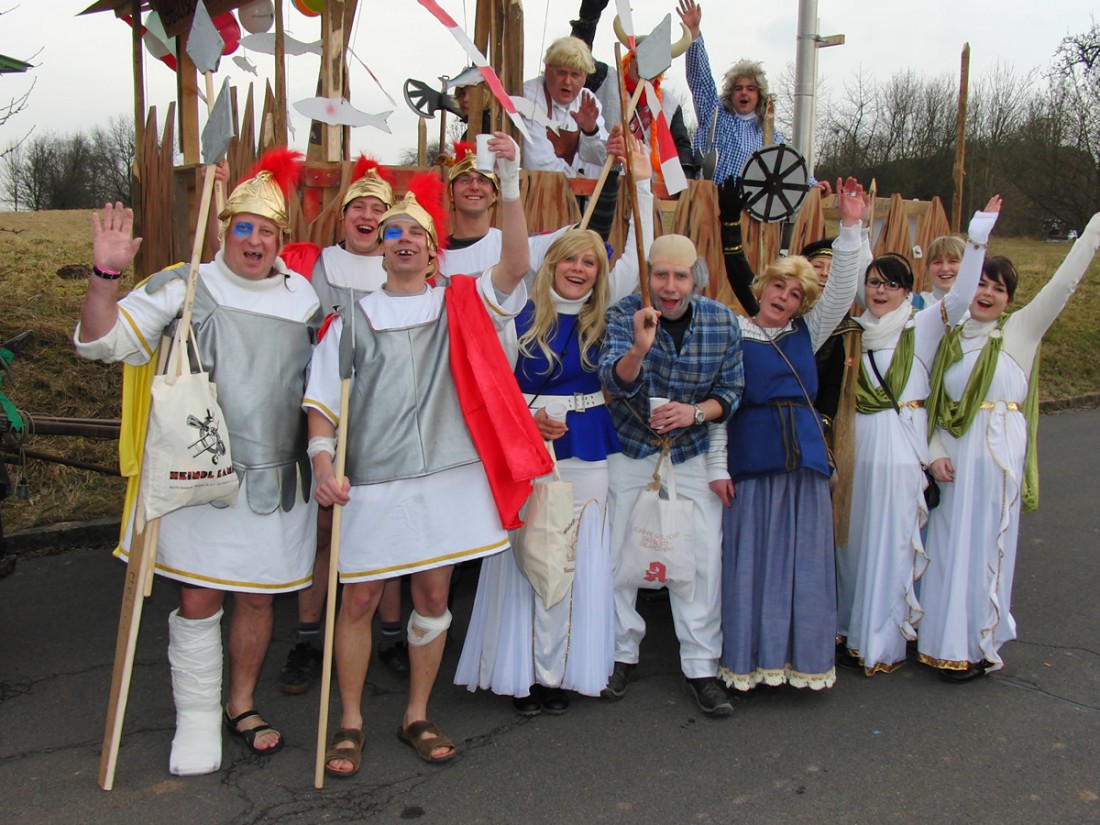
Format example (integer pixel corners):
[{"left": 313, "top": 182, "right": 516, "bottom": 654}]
[{"left": 292, "top": 0, "right": 321, "bottom": 16}]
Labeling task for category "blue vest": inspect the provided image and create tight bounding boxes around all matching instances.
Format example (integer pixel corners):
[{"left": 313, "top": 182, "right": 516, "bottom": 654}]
[{"left": 727, "top": 319, "right": 830, "bottom": 481}]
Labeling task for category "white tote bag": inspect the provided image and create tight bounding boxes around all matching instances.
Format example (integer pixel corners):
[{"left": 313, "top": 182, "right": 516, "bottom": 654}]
[
  {"left": 140, "top": 330, "right": 238, "bottom": 520},
  {"left": 617, "top": 450, "right": 696, "bottom": 601},
  {"left": 513, "top": 442, "right": 579, "bottom": 609}
]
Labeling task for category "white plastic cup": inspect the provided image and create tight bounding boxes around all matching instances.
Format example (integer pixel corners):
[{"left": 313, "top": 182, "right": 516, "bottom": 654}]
[
  {"left": 544, "top": 401, "right": 569, "bottom": 423},
  {"left": 475, "top": 133, "right": 495, "bottom": 173},
  {"left": 649, "top": 397, "right": 670, "bottom": 415}
]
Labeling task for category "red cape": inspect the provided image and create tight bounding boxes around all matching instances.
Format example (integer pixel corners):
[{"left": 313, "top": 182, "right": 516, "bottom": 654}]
[{"left": 445, "top": 276, "right": 552, "bottom": 530}]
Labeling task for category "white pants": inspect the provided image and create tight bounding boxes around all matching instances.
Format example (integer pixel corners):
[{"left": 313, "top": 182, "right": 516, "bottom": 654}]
[{"left": 607, "top": 451, "right": 724, "bottom": 679}]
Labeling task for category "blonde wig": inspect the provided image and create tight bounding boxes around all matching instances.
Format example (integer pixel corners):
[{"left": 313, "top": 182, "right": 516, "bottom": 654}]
[
  {"left": 721, "top": 59, "right": 770, "bottom": 121},
  {"left": 751, "top": 255, "right": 821, "bottom": 318},
  {"left": 519, "top": 229, "right": 610, "bottom": 373},
  {"left": 543, "top": 36, "right": 596, "bottom": 75}
]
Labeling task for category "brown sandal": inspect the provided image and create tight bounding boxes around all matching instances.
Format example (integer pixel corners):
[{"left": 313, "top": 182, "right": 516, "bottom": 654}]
[
  {"left": 324, "top": 727, "right": 365, "bottom": 777},
  {"left": 396, "top": 720, "right": 456, "bottom": 763}
]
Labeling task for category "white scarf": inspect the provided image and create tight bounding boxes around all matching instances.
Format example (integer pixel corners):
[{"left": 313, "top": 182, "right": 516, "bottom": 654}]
[{"left": 855, "top": 301, "right": 911, "bottom": 351}]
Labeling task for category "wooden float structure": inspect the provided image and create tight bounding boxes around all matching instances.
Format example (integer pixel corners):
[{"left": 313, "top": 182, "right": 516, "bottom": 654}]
[{"left": 80, "top": 1, "right": 951, "bottom": 312}]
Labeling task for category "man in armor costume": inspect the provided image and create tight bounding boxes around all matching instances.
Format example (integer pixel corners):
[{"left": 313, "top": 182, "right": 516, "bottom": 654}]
[
  {"left": 75, "top": 149, "right": 321, "bottom": 775},
  {"left": 304, "top": 134, "right": 551, "bottom": 775}
]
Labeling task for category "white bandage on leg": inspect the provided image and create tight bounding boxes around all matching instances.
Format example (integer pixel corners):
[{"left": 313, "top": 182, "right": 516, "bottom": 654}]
[
  {"left": 168, "top": 608, "right": 224, "bottom": 776},
  {"left": 407, "top": 609, "right": 452, "bottom": 648}
]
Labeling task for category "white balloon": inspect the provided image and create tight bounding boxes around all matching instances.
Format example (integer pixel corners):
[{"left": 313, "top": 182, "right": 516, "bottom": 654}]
[{"left": 238, "top": 0, "right": 275, "bottom": 35}]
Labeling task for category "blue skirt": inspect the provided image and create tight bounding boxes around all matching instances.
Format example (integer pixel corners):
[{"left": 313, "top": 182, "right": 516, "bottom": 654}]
[{"left": 719, "top": 468, "right": 837, "bottom": 690}]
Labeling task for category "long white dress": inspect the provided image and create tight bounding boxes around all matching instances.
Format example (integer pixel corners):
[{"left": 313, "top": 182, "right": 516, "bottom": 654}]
[
  {"left": 920, "top": 214, "right": 1100, "bottom": 670},
  {"left": 841, "top": 210, "right": 996, "bottom": 673}
]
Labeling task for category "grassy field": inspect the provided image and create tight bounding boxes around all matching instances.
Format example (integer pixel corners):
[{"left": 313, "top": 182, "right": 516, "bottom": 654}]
[{"left": 2, "top": 209, "right": 1098, "bottom": 534}]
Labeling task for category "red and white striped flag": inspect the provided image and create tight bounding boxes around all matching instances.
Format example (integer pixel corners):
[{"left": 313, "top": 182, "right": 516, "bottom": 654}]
[
  {"left": 416, "top": 0, "right": 530, "bottom": 141},
  {"left": 646, "top": 81, "right": 687, "bottom": 195}
]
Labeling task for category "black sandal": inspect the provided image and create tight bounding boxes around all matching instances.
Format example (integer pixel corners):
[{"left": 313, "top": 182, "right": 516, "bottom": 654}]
[{"left": 224, "top": 708, "right": 284, "bottom": 756}]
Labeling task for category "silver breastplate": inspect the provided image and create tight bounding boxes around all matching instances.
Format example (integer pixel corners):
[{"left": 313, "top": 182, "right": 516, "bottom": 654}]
[
  {"left": 190, "top": 279, "right": 319, "bottom": 514},
  {"left": 343, "top": 300, "right": 479, "bottom": 485}
]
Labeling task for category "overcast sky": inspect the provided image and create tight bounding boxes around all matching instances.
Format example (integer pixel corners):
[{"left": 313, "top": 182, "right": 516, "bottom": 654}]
[{"left": 1, "top": 1, "right": 1095, "bottom": 165}]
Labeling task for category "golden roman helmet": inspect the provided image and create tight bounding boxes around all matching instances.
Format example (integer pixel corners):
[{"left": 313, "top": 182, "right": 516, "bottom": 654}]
[
  {"left": 218, "top": 147, "right": 303, "bottom": 233},
  {"left": 376, "top": 173, "right": 448, "bottom": 253},
  {"left": 341, "top": 156, "right": 396, "bottom": 211},
  {"left": 613, "top": 16, "right": 693, "bottom": 61},
  {"left": 446, "top": 141, "right": 498, "bottom": 191}
]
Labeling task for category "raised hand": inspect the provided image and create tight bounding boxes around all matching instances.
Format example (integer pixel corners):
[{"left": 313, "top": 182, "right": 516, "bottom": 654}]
[
  {"left": 677, "top": 0, "right": 702, "bottom": 40},
  {"left": 836, "top": 177, "right": 867, "bottom": 227},
  {"left": 983, "top": 194, "right": 1003, "bottom": 213},
  {"left": 571, "top": 92, "right": 599, "bottom": 135},
  {"left": 91, "top": 202, "right": 142, "bottom": 274}
]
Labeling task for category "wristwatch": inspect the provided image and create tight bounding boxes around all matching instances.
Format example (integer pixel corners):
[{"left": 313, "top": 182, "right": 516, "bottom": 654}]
[{"left": 693, "top": 404, "right": 706, "bottom": 426}]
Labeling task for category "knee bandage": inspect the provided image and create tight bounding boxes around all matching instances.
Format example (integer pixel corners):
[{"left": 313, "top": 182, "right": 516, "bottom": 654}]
[{"left": 407, "top": 609, "right": 452, "bottom": 647}]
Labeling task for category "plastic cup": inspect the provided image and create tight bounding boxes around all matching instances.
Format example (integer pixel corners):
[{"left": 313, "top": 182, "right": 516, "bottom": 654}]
[
  {"left": 649, "top": 397, "right": 670, "bottom": 415},
  {"left": 475, "top": 134, "right": 494, "bottom": 173},
  {"left": 544, "top": 401, "right": 569, "bottom": 423}
]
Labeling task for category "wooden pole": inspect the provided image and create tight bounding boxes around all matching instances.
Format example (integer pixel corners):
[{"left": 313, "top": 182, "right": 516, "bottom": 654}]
[
  {"left": 951, "top": 43, "right": 970, "bottom": 234},
  {"left": 98, "top": 335, "right": 172, "bottom": 791},
  {"left": 131, "top": 0, "right": 145, "bottom": 275},
  {"left": 314, "top": 360, "right": 353, "bottom": 789},
  {"left": 614, "top": 44, "right": 651, "bottom": 312},
  {"left": 177, "top": 32, "right": 200, "bottom": 165},
  {"left": 578, "top": 84, "right": 644, "bottom": 230}
]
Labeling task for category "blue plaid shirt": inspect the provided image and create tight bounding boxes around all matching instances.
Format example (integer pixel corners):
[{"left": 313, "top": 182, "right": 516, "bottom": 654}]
[
  {"left": 599, "top": 294, "right": 744, "bottom": 464},
  {"left": 686, "top": 37, "right": 788, "bottom": 186}
]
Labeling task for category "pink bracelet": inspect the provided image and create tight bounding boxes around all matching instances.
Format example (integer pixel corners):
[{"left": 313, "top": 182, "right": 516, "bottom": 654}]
[{"left": 92, "top": 265, "right": 123, "bottom": 280}]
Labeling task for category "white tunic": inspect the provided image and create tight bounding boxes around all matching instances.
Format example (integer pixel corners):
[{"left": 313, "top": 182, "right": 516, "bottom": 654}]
[
  {"left": 841, "top": 211, "right": 994, "bottom": 672},
  {"left": 920, "top": 213, "right": 1100, "bottom": 670},
  {"left": 302, "top": 269, "right": 527, "bottom": 581},
  {"left": 74, "top": 255, "right": 320, "bottom": 593}
]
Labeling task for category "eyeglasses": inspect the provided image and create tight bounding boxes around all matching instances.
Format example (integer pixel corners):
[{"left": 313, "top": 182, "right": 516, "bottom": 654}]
[{"left": 865, "top": 278, "right": 904, "bottom": 292}]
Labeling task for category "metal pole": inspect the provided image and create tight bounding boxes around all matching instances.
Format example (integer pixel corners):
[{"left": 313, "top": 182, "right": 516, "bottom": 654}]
[{"left": 792, "top": 0, "right": 818, "bottom": 166}]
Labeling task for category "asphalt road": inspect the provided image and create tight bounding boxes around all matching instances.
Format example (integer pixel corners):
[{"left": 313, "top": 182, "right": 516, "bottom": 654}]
[{"left": 1, "top": 409, "right": 1098, "bottom": 825}]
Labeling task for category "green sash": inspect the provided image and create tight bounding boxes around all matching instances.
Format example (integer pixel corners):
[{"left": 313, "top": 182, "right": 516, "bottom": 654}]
[
  {"left": 927, "top": 317, "right": 1041, "bottom": 511},
  {"left": 855, "top": 326, "right": 916, "bottom": 414}
]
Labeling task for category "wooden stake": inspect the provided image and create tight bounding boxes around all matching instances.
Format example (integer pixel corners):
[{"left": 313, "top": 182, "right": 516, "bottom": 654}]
[
  {"left": 951, "top": 44, "right": 970, "bottom": 234},
  {"left": 274, "top": 0, "right": 287, "bottom": 145}
]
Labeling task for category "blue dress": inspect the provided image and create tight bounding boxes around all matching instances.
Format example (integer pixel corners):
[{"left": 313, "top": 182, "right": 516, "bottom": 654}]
[{"left": 719, "top": 318, "right": 837, "bottom": 691}]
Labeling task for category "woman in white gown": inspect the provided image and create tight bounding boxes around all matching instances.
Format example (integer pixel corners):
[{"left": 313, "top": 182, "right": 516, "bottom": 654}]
[
  {"left": 839, "top": 197, "right": 1000, "bottom": 674},
  {"left": 920, "top": 212, "right": 1100, "bottom": 681},
  {"left": 455, "top": 136, "right": 652, "bottom": 714}
]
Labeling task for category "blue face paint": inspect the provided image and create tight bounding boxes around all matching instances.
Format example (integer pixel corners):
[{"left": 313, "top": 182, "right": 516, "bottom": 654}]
[
  {"left": 232, "top": 221, "right": 254, "bottom": 238},
  {"left": 382, "top": 225, "right": 403, "bottom": 240}
]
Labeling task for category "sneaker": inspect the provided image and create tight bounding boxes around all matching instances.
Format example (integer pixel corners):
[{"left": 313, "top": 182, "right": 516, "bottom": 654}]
[
  {"left": 600, "top": 661, "right": 636, "bottom": 701},
  {"left": 378, "top": 640, "right": 410, "bottom": 678},
  {"left": 682, "top": 676, "right": 733, "bottom": 718},
  {"left": 278, "top": 642, "right": 322, "bottom": 695}
]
